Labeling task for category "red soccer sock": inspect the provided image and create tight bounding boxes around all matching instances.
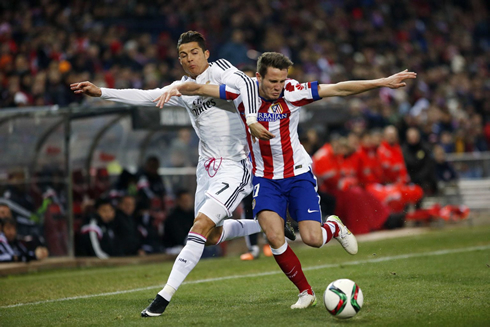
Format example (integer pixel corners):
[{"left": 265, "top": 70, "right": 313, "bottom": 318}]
[{"left": 273, "top": 245, "right": 312, "bottom": 295}]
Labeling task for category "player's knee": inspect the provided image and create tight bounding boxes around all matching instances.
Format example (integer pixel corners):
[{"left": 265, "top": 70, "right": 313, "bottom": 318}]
[
  {"left": 301, "top": 231, "right": 323, "bottom": 248},
  {"left": 266, "top": 230, "right": 285, "bottom": 249},
  {"left": 190, "top": 213, "right": 216, "bottom": 238},
  {"left": 205, "top": 227, "right": 222, "bottom": 245}
]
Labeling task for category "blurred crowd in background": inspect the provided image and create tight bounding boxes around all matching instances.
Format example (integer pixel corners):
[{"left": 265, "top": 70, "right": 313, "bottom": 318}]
[
  {"left": 0, "top": 0, "right": 489, "bottom": 261},
  {"left": 1, "top": 0, "right": 489, "bottom": 153}
]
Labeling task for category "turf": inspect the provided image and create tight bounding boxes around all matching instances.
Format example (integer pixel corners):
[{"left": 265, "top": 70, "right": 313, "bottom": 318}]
[{"left": 1, "top": 224, "right": 489, "bottom": 326}]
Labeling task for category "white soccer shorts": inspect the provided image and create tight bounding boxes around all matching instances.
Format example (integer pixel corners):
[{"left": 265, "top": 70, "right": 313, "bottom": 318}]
[{"left": 195, "top": 158, "right": 252, "bottom": 226}]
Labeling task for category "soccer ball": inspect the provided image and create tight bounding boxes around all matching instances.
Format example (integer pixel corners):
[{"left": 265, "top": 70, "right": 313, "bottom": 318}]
[{"left": 323, "top": 279, "right": 363, "bottom": 319}]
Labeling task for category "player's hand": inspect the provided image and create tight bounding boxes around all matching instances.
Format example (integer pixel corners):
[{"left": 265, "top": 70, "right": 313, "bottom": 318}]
[
  {"left": 70, "top": 81, "right": 102, "bottom": 97},
  {"left": 384, "top": 69, "right": 417, "bottom": 89},
  {"left": 249, "top": 122, "right": 275, "bottom": 143},
  {"left": 153, "top": 86, "right": 182, "bottom": 108}
]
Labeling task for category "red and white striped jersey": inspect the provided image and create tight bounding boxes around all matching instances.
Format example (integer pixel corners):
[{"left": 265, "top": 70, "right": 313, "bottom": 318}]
[{"left": 220, "top": 79, "right": 321, "bottom": 179}]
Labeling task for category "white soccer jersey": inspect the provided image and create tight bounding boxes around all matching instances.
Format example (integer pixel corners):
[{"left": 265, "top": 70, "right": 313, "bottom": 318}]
[
  {"left": 220, "top": 79, "right": 321, "bottom": 179},
  {"left": 100, "top": 59, "right": 258, "bottom": 162}
]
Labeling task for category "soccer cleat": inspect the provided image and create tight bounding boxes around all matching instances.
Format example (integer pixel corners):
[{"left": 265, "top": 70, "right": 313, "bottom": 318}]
[
  {"left": 263, "top": 244, "right": 273, "bottom": 257},
  {"left": 284, "top": 221, "right": 297, "bottom": 241},
  {"left": 141, "top": 294, "right": 169, "bottom": 317},
  {"left": 240, "top": 252, "right": 258, "bottom": 261},
  {"left": 291, "top": 290, "right": 317, "bottom": 309},
  {"left": 241, "top": 245, "right": 260, "bottom": 260},
  {"left": 326, "top": 215, "right": 358, "bottom": 255}
]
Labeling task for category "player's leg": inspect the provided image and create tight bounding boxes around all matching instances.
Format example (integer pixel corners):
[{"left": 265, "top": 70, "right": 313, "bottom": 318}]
[
  {"left": 258, "top": 210, "right": 316, "bottom": 309},
  {"left": 204, "top": 159, "right": 262, "bottom": 245},
  {"left": 239, "top": 193, "right": 261, "bottom": 260},
  {"left": 253, "top": 176, "right": 316, "bottom": 309},
  {"left": 290, "top": 171, "right": 357, "bottom": 254},
  {"left": 142, "top": 209, "right": 217, "bottom": 317}
]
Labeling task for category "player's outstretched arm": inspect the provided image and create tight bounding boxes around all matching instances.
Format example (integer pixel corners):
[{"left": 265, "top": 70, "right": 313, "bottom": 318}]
[
  {"left": 72, "top": 81, "right": 181, "bottom": 107},
  {"left": 317, "top": 70, "right": 416, "bottom": 98},
  {"left": 70, "top": 81, "right": 102, "bottom": 97},
  {"left": 153, "top": 82, "right": 220, "bottom": 108}
]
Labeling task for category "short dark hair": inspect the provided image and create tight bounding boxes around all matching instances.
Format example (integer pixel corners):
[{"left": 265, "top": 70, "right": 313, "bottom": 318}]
[
  {"left": 257, "top": 52, "right": 293, "bottom": 78},
  {"left": 177, "top": 31, "right": 207, "bottom": 52},
  {"left": 2, "top": 217, "right": 16, "bottom": 228},
  {"left": 94, "top": 198, "right": 112, "bottom": 210}
]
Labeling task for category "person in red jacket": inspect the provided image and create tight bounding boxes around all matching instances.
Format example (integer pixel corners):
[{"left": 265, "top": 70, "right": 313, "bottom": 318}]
[
  {"left": 356, "top": 131, "right": 383, "bottom": 187},
  {"left": 312, "top": 139, "right": 342, "bottom": 194},
  {"left": 313, "top": 137, "right": 390, "bottom": 235},
  {"left": 377, "top": 126, "right": 410, "bottom": 185},
  {"left": 373, "top": 126, "right": 423, "bottom": 212}
]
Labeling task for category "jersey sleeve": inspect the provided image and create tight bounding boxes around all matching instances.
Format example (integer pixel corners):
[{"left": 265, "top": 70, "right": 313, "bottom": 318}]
[
  {"left": 219, "top": 84, "right": 240, "bottom": 101},
  {"left": 100, "top": 81, "right": 183, "bottom": 107},
  {"left": 212, "top": 59, "right": 259, "bottom": 118},
  {"left": 283, "top": 80, "right": 321, "bottom": 106}
]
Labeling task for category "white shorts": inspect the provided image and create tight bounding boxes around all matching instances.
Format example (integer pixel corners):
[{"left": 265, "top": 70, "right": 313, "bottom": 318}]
[{"left": 195, "top": 158, "right": 252, "bottom": 226}]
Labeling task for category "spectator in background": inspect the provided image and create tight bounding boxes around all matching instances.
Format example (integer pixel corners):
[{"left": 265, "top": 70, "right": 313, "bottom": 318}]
[
  {"left": 137, "top": 197, "right": 164, "bottom": 254},
  {"left": 300, "top": 128, "right": 322, "bottom": 156},
  {"left": 312, "top": 137, "right": 391, "bottom": 235},
  {"left": 219, "top": 29, "right": 252, "bottom": 67},
  {"left": 162, "top": 190, "right": 194, "bottom": 255},
  {"left": 112, "top": 169, "right": 138, "bottom": 197},
  {"left": 2, "top": 170, "right": 38, "bottom": 235},
  {"left": 114, "top": 194, "right": 144, "bottom": 256},
  {"left": 402, "top": 128, "right": 437, "bottom": 195},
  {"left": 0, "top": 203, "right": 11, "bottom": 220},
  {"left": 377, "top": 126, "right": 411, "bottom": 185},
  {"left": 0, "top": 217, "right": 49, "bottom": 262},
  {"left": 433, "top": 145, "right": 458, "bottom": 184},
  {"left": 79, "top": 198, "right": 122, "bottom": 259},
  {"left": 169, "top": 128, "right": 198, "bottom": 167},
  {"left": 344, "top": 99, "right": 368, "bottom": 136},
  {"left": 136, "top": 156, "right": 166, "bottom": 224},
  {"left": 439, "top": 131, "right": 456, "bottom": 153},
  {"left": 0, "top": 218, "right": 15, "bottom": 262}
]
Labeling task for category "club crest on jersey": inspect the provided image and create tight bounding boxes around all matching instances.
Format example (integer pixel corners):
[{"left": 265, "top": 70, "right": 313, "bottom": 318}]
[
  {"left": 270, "top": 102, "right": 284, "bottom": 114},
  {"left": 257, "top": 102, "right": 288, "bottom": 122}
]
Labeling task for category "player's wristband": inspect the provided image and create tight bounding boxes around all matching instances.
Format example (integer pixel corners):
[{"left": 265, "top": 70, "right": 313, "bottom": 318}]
[{"left": 246, "top": 116, "right": 258, "bottom": 126}]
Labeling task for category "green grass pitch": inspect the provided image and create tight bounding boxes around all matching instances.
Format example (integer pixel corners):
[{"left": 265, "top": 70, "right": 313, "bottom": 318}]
[{"left": 1, "top": 224, "right": 489, "bottom": 326}]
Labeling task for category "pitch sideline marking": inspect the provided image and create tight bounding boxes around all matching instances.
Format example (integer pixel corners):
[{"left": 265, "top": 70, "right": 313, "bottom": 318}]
[{"left": 1, "top": 244, "right": 489, "bottom": 309}]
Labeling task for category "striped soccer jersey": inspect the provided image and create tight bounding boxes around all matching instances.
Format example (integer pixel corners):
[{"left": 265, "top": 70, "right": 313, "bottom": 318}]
[
  {"left": 220, "top": 79, "right": 322, "bottom": 179},
  {"left": 100, "top": 59, "right": 258, "bottom": 162}
]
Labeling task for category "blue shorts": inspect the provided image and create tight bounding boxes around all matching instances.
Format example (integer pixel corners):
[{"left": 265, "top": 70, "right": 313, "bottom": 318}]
[{"left": 252, "top": 171, "right": 322, "bottom": 223}]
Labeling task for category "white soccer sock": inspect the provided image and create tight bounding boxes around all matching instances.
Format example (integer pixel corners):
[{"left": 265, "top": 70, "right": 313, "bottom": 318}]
[
  {"left": 158, "top": 232, "right": 206, "bottom": 301},
  {"left": 320, "top": 227, "right": 328, "bottom": 247},
  {"left": 270, "top": 241, "right": 288, "bottom": 255},
  {"left": 217, "top": 219, "right": 262, "bottom": 244}
]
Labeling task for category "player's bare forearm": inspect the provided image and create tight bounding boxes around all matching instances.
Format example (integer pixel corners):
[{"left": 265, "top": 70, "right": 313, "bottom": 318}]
[
  {"left": 179, "top": 82, "right": 220, "bottom": 98},
  {"left": 318, "top": 70, "right": 416, "bottom": 98},
  {"left": 154, "top": 82, "right": 220, "bottom": 108}
]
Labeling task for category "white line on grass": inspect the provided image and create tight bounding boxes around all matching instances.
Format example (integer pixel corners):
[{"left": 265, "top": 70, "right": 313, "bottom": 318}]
[{"left": 2, "top": 244, "right": 489, "bottom": 309}]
